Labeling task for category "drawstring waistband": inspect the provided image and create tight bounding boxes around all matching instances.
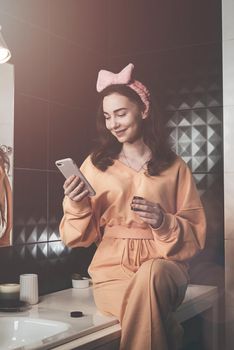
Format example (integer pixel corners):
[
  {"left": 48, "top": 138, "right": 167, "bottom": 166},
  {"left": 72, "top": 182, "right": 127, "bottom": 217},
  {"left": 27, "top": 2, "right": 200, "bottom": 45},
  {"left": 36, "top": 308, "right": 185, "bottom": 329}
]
[{"left": 103, "top": 225, "right": 154, "bottom": 240}]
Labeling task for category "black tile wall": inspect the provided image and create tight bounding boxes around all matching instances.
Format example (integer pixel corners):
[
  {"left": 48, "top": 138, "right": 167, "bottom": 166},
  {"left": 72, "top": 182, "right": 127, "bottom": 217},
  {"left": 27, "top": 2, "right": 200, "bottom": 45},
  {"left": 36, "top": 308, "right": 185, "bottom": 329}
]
[
  {"left": 49, "top": 35, "right": 104, "bottom": 109},
  {"left": 13, "top": 170, "right": 48, "bottom": 244},
  {"left": 0, "top": 0, "right": 106, "bottom": 293},
  {"left": 14, "top": 94, "right": 49, "bottom": 169},
  {"left": 107, "top": 4, "right": 224, "bottom": 282},
  {"left": 48, "top": 103, "right": 93, "bottom": 169},
  {"left": 108, "top": 43, "right": 222, "bottom": 90},
  {"left": 107, "top": 0, "right": 221, "bottom": 56},
  {"left": 48, "top": 171, "right": 64, "bottom": 241},
  {"left": 49, "top": 0, "right": 108, "bottom": 53},
  {"left": 167, "top": 108, "right": 223, "bottom": 173}
]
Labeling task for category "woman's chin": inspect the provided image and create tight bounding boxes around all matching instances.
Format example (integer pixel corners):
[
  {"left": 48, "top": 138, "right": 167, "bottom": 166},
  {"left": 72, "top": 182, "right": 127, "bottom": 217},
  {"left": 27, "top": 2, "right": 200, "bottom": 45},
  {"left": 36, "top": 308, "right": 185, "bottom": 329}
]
[
  {"left": 113, "top": 131, "right": 140, "bottom": 143},
  {"left": 114, "top": 134, "right": 127, "bottom": 141}
]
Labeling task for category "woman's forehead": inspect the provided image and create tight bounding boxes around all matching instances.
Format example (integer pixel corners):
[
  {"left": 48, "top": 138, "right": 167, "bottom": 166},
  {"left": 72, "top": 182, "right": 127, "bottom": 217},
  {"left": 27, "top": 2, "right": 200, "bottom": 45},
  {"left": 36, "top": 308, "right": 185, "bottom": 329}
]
[{"left": 103, "top": 93, "right": 135, "bottom": 111}]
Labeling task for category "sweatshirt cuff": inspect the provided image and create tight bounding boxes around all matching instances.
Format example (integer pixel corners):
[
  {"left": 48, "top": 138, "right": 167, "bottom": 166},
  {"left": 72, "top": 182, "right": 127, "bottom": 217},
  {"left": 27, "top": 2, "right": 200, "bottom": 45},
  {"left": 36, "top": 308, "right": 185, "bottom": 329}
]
[
  {"left": 63, "top": 195, "right": 91, "bottom": 214},
  {"left": 150, "top": 213, "right": 175, "bottom": 239}
]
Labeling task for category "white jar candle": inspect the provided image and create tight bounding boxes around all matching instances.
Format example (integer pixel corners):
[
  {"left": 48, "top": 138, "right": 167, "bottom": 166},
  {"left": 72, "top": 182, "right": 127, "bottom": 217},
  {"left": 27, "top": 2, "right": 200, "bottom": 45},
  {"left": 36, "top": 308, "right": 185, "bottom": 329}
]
[{"left": 0, "top": 283, "right": 20, "bottom": 300}]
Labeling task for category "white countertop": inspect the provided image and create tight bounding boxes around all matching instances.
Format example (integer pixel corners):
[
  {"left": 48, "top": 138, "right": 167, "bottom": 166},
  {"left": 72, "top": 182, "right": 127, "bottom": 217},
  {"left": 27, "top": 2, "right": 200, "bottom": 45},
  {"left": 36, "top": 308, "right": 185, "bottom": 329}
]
[
  {"left": 0, "top": 286, "right": 120, "bottom": 350},
  {"left": 0, "top": 283, "right": 218, "bottom": 350}
]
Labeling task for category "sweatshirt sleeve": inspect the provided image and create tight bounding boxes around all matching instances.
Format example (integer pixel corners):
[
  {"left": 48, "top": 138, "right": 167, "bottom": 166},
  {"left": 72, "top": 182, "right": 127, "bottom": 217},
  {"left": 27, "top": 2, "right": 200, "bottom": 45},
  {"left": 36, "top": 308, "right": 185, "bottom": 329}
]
[
  {"left": 59, "top": 156, "right": 100, "bottom": 248},
  {"left": 151, "top": 159, "right": 206, "bottom": 261}
]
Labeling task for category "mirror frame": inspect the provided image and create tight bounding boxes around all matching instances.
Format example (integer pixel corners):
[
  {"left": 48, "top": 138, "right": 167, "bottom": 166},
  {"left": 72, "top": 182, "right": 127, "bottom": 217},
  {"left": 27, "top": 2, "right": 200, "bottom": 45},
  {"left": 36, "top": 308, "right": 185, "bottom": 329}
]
[{"left": 0, "top": 62, "right": 14, "bottom": 247}]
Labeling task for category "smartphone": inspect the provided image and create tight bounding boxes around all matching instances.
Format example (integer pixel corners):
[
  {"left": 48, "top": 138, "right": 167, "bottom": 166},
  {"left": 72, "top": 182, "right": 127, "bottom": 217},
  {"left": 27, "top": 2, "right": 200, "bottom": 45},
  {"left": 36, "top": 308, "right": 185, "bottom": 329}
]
[{"left": 55, "top": 158, "right": 96, "bottom": 196}]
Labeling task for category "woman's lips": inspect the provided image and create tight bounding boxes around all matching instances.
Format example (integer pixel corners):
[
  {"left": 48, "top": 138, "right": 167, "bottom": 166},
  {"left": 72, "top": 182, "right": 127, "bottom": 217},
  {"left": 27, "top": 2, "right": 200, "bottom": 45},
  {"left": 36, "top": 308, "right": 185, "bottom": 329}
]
[{"left": 115, "top": 129, "right": 127, "bottom": 136}]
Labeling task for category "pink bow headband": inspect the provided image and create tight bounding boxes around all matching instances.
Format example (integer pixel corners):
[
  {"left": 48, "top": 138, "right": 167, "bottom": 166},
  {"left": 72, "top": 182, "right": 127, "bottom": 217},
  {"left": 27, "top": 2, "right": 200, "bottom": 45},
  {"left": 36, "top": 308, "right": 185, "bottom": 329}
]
[{"left": 96, "top": 63, "right": 150, "bottom": 115}]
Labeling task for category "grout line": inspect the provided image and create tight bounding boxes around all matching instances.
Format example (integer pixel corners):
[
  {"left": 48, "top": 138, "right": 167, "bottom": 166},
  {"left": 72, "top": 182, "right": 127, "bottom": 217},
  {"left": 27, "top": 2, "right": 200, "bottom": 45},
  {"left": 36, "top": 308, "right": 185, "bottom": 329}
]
[
  {"left": 13, "top": 239, "right": 63, "bottom": 246},
  {"left": 13, "top": 166, "right": 223, "bottom": 176},
  {"left": 14, "top": 167, "right": 59, "bottom": 173},
  {"left": 165, "top": 106, "right": 223, "bottom": 113},
  {"left": 109, "top": 40, "right": 223, "bottom": 59},
  {"left": 49, "top": 32, "right": 106, "bottom": 56},
  {"left": 0, "top": 9, "right": 49, "bottom": 33},
  {"left": 15, "top": 91, "right": 90, "bottom": 112}
]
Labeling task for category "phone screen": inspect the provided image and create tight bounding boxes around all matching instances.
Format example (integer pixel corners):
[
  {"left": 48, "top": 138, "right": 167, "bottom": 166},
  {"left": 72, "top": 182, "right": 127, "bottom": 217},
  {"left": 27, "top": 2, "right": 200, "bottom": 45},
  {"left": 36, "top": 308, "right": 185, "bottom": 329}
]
[{"left": 55, "top": 158, "right": 96, "bottom": 196}]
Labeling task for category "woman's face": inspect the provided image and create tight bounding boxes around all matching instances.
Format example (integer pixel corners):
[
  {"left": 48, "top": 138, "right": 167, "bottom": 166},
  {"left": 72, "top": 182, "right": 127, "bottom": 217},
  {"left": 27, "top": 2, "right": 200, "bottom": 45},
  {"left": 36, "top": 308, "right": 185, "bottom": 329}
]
[{"left": 103, "top": 93, "right": 145, "bottom": 143}]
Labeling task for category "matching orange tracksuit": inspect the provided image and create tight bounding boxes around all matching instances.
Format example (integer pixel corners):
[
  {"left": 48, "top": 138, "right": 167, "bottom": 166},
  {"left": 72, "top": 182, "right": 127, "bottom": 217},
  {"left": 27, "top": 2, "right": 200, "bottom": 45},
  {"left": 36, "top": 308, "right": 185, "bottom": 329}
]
[{"left": 60, "top": 155, "right": 206, "bottom": 350}]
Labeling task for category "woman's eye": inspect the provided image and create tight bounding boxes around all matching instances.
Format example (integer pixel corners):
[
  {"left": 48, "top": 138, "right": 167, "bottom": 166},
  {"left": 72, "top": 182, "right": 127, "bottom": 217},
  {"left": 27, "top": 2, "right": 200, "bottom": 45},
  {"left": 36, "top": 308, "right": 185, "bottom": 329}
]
[{"left": 117, "top": 113, "right": 126, "bottom": 117}]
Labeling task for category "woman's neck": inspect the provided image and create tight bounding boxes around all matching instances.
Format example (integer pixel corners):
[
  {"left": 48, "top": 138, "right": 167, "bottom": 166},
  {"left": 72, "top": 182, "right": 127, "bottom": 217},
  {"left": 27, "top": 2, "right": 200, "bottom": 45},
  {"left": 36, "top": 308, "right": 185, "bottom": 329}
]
[{"left": 121, "top": 139, "right": 150, "bottom": 159}]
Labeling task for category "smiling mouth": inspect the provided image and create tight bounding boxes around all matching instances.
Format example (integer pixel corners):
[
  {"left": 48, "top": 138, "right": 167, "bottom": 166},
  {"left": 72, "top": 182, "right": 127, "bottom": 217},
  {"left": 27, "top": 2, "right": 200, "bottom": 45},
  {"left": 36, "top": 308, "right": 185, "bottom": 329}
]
[{"left": 115, "top": 129, "right": 127, "bottom": 135}]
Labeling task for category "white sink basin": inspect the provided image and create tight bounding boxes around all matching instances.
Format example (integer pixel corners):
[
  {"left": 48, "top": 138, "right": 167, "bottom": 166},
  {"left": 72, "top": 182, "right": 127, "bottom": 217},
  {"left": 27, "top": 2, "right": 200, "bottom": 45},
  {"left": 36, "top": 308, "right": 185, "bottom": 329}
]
[{"left": 0, "top": 317, "right": 70, "bottom": 349}]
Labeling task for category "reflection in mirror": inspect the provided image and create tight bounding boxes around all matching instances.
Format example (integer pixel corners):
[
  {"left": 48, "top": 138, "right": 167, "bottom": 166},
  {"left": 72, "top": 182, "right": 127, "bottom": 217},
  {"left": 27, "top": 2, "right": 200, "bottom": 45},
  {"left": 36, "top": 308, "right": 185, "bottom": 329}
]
[{"left": 0, "top": 63, "right": 14, "bottom": 247}]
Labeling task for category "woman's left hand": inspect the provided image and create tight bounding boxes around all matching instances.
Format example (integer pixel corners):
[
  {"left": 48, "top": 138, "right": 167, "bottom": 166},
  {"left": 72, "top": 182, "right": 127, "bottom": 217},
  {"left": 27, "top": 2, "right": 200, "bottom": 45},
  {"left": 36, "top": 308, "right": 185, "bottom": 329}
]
[{"left": 131, "top": 196, "right": 164, "bottom": 229}]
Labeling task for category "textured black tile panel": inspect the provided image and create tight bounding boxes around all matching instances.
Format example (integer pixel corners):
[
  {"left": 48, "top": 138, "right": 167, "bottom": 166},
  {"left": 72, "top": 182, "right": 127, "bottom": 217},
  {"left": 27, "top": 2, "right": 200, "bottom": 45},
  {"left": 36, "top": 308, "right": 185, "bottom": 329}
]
[
  {"left": 0, "top": 245, "right": 16, "bottom": 283},
  {"left": 167, "top": 107, "right": 222, "bottom": 173},
  {"left": 13, "top": 170, "right": 48, "bottom": 244},
  {"left": 38, "top": 241, "right": 96, "bottom": 294},
  {"left": 48, "top": 171, "right": 64, "bottom": 241}
]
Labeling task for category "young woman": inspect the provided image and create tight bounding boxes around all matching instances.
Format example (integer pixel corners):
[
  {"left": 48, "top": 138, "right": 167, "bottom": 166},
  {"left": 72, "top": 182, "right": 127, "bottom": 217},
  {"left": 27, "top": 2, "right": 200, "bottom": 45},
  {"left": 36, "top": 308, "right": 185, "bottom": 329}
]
[{"left": 60, "top": 63, "right": 206, "bottom": 350}]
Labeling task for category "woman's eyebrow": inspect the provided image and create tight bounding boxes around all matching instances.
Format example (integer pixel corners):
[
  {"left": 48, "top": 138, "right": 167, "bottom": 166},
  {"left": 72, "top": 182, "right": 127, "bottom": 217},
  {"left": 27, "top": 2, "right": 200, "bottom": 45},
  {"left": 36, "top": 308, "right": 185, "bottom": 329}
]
[{"left": 103, "top": 108, "right": 127, "bottom": 115}]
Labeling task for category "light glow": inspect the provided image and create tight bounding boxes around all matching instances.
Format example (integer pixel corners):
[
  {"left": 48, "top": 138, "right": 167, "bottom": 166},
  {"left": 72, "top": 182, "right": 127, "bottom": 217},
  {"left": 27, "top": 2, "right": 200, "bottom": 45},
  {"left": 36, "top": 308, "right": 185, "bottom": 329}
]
[
  {"left": 0, "top": 26, "right": 11, "bottom": 64},
  {"left": 0, "top": 47, "right": 11, "bottom": 63}
]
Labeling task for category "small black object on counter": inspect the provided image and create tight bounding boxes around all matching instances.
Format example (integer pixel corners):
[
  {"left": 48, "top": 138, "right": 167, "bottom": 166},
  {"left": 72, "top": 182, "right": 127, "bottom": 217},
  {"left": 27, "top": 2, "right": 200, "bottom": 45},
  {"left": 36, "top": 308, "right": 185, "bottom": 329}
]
[{"left": 70, "top": 310, "right": 84, "bottom": 318}]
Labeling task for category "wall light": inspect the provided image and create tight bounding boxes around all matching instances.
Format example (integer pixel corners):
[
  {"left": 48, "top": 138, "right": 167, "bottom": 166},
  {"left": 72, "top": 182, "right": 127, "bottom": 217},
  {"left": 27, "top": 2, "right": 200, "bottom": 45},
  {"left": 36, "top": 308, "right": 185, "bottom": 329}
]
[{"left": 0, "top": 25, "right": 11, "bottom": 64}]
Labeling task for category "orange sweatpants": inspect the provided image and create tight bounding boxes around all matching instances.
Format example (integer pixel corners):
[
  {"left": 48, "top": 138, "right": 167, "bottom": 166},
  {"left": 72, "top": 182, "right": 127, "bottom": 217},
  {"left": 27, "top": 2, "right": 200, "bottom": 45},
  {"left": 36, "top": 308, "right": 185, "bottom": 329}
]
[{"left": 93, "top": 258, "right": 188, "bottom": 350}]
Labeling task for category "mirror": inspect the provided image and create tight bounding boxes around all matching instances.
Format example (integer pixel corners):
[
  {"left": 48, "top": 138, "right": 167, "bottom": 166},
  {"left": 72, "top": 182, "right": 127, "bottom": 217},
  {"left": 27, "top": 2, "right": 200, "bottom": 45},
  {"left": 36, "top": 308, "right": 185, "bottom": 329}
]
[{"left": 0, "top": 63, "right": 14, "bottom": 246}]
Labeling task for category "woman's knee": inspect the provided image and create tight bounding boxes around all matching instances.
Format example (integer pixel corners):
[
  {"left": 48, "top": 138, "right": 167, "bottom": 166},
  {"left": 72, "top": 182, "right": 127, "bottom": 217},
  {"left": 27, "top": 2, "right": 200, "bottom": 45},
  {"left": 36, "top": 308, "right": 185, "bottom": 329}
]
[
  {"left": 151, "top": 259, "right": 188, "bottom": 307},
  {"left": 139, "top": 259, "right": 187, "bottom": 295},
  {"left": 139, "top": 258, "right": 175, "bottom": 280}
]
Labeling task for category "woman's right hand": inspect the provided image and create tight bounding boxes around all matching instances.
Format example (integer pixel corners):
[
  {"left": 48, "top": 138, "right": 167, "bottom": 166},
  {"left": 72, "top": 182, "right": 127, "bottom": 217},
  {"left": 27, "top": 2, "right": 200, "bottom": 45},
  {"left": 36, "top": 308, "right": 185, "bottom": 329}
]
[{"left": 63, "top": 175, "right": 89, "bottom": 202}]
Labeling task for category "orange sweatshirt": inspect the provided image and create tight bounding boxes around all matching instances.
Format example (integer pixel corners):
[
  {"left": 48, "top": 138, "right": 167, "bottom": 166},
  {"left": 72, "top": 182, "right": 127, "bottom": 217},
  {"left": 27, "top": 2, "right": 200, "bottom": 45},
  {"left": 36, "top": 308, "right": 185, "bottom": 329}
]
[{"left": 60, "top": 155, "right": 206, "bottom": 272}]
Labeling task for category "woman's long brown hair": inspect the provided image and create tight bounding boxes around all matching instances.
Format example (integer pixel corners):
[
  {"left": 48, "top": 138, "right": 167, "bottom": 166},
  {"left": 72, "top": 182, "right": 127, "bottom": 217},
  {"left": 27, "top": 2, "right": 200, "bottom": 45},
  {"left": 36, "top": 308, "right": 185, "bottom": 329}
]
[
  {"left": 91, "top": 84, "right": 176, "bottom": 176},
  {"left": 0, "top": 148, "right": 10, "bottom": 174}
]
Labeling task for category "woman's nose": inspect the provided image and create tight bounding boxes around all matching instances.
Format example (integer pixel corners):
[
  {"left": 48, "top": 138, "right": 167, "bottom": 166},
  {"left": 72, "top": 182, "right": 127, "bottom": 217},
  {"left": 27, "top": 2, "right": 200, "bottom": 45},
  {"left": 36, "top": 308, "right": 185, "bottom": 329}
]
[{"left": 110, "top": 118, "right": 120, "bottom": 130}]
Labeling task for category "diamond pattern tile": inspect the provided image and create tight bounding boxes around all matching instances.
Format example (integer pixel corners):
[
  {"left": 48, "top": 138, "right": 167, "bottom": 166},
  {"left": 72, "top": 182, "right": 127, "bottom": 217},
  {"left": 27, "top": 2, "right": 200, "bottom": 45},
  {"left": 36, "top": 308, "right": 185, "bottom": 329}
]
[
  {"left": 14, "top": 242, "right": 48, "bottom": 261},
  {"left": 167, "top": 107, "right": 222, "bottom": 173},
  {"left": 13, "top": 170, "right": 48, "bottom": 244},
  {"left": 42, "top": 242, "right": 96, "bottom": 294},
  {"left": 48, "top": 241, "right": 70, "bottom": 259},
  {"left": 193, "top": 173, "right": 216, "bottom": 196},
  {"left": 0, "top": 246, "right": 16, "bottom": 283},
  {"left": 48, "top": 171, "right": 65, "bottom": 241},
  {"left": 165, "top": 77, "right": 222, "bottom": 111}
]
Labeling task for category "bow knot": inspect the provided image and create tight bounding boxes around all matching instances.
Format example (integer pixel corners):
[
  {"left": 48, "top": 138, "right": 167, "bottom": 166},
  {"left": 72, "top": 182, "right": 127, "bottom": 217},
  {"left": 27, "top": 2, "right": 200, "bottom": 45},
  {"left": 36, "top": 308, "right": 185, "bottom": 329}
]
[{"left": 96, "top": 63, "right": 134, "bottom": 92}]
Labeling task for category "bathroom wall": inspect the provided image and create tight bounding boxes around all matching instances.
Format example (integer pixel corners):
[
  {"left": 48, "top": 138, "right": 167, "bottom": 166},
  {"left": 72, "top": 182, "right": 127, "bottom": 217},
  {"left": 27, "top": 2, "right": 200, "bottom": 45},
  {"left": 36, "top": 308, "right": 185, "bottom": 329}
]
[
  {"left": 107, "top": 0, "right": 224, "bottom": 287},
  {"left": 0, "top": 0, "right": 108, "bottom": 294},
  {"left": 105, "top": 1, "right": 224, "bottom": 347},
  {"left": 222, "top": 0, "right": 234, "bottom": 348}
]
